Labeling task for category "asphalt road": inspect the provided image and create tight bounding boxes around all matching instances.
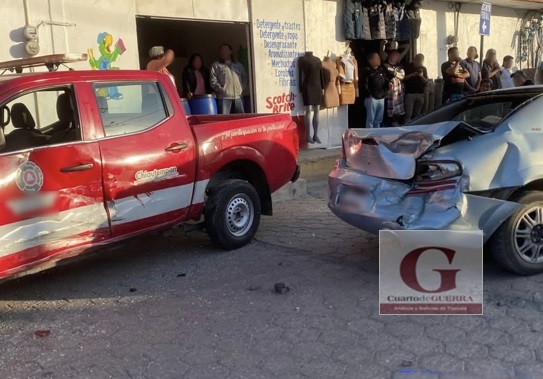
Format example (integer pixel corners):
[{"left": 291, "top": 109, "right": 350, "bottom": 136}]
[{"left": 1, "top": 183, "right": 543, "bottom": 379}]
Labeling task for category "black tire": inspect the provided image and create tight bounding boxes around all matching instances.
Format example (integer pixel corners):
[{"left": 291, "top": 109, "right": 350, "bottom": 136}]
[
  {"left": 489, "top": 191, "right": 543, "bottom": 275},
  {"left": 204, "top": 179, "right": 261, "bottom": 250}
]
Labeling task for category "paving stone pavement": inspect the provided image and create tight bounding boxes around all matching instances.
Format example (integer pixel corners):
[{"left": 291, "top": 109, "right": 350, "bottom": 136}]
[{"left": 1, "top": 190, "right": 543, "bottom": 379}]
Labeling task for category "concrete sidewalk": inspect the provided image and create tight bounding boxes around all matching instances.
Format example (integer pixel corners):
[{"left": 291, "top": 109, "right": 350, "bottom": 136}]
[{"left": 272, "top": 148, "right": 340, "bottom": 202}]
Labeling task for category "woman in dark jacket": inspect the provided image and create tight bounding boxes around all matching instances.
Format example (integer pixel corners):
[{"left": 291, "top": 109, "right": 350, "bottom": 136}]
[{"left": 182, "top": 54, "right": 212, "bottom": 99}]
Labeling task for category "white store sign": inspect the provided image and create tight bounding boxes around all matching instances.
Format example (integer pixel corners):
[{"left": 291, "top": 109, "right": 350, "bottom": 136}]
[{"left": 250, "top": 0, "right": 306, "bottom": 115}]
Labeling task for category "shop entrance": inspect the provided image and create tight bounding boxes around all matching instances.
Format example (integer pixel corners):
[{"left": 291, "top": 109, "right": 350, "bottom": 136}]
[
  {"left": 136, "top": 17, "right": 253, "bottom": 112},
  {"left": 348, "top": 39, "right": 412, "bottom": 128}
]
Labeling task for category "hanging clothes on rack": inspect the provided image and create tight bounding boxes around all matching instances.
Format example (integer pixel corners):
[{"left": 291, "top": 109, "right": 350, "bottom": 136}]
[
  {"left": 344, "top": 0, "right": 365, "bottom": 40},
  {"left": 384, "top": 1, "right": 397, "bottom": 40},
  {"left": 406, "top": 0, "right": 422, "bottom": 40},
  {"left": 370, "top": 0, "right": 387, "bottom": 40}
]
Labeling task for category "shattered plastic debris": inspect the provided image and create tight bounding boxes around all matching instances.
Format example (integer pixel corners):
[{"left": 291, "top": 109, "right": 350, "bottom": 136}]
[{"left": 34, "top": 330, "right": 51, "bottom": 338}]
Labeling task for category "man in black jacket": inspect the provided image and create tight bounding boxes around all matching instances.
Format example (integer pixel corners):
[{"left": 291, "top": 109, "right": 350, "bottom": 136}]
[{"left": 363, "top": 52, "right": 390, "bottom": 128}]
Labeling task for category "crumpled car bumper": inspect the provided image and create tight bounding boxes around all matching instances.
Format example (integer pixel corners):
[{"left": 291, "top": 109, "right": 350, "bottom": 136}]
[{"left": 328, "top": 165, "right": 523, "bottom": 243}]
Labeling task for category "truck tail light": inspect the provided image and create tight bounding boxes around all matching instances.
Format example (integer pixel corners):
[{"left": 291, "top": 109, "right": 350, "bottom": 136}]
[{"left": 289, "top": 121, "right": 299, "bottom": 153}]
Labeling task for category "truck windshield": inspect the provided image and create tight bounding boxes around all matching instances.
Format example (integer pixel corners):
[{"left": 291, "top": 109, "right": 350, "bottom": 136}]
[{"left": 408, "top": 92, "right": 540, "bottom": 130}]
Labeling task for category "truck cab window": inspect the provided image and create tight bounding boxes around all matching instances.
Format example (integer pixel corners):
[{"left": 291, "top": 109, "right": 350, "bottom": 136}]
[
  {"left": 0, "top": 88, "right": 80, "bottom": 154},
  {"left": 93, "top": 82, "right": 168, "bottom": 137}
]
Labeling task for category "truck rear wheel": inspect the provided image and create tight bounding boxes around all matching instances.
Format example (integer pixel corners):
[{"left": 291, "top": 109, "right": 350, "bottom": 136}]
[
  {"left": 490, "top": 191, "right": 543, "bottom": 275},
  {"left": 205, "top": 179, "right": 261, "bottom": 250}
]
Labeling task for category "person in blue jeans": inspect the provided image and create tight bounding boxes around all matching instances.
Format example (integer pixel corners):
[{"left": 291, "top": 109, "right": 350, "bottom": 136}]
[
  {"left": 210, "top": 44, "right": 248, "bottom": 114},
  {"left": 363, "top": 52, "right": 391, "bottom": 128}
]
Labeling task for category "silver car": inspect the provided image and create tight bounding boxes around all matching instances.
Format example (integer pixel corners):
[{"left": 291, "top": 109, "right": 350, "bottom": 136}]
[{"left": 329, "top": 86, "right": 543, "bottom": 275}]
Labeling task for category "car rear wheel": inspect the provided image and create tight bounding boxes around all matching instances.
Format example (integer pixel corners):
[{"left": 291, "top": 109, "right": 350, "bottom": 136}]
[
  {"left": 204, "top": 179, "right": 261, "bottom": 250},
  {"left": 490, "top": 191, "right": 543, "bottom": 275}
]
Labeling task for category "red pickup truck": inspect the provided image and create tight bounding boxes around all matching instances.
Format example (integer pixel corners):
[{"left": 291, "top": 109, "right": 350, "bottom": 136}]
[{"left": 0, "top": 69, "right": 299, "bottom": 281}]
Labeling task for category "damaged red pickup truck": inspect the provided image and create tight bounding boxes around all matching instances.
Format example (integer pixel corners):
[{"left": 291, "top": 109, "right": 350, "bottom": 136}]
[{"left": 0, "top": 70, "right": 299, "bottom": 281}]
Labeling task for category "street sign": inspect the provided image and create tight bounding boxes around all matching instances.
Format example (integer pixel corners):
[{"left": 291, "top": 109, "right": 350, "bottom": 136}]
[{"left": 479, "top": 2, "right": 492, "bottom": 36}]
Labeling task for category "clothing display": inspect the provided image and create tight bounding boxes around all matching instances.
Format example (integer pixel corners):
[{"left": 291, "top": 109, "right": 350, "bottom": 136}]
[
  {"left": 337, "top": 53, "right": 359, "bottom": 105},
  {"left": 322, "top": 57, "right": 340, "bottom": 108},
  {"left": 406, "top": 0, "right": 422, "bottom": 40},
  {"left": 340, "top": 82, "right": 356, "bottom": 105},
  {"left": 298, "top": 52, "right": 325, "bottom": 106},
  {"left": 305, "top": 105, "right": 321, "bottom": 144},
  {"left": 345, "top": 0, "right": 416, "bottom": 42},
  {"left": 344, "top": 0, "right": 364, "bottom": 40}
]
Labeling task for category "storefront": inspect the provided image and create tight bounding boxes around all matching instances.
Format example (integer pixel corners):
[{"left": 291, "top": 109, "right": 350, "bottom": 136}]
[{"left": 1, "top": 0, "right": 541, "bottom": 150}]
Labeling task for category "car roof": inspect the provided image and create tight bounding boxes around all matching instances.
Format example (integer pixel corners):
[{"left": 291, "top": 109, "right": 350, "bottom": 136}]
[
  {"left": 0, "top": 70, "right": 167, "bottom": 90},
  {"left": 466, "top": 85, "right": 543, "bottom": 98}
]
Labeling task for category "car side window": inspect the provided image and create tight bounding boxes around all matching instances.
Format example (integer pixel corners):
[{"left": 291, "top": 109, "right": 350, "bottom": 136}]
[
  {"left": 93, "top": 82, "right": 168, "bottom": 137},
  {"left": 0, "top": 87, "right": 81, "bottom": 155}
]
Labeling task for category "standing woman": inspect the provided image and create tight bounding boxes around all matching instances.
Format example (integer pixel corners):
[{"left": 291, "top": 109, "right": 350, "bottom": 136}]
[
  {"left": 182, "top": 53, "right": 212, "bottom": 100},
  {"left": 464, "top": 46, "right": 481, "bottom": 94},
  {"left": 147, "top": 46, "right": 176, "bottom": 88},
  {"left": 481, "top": 49, "right": 502, "bottom": 90}
]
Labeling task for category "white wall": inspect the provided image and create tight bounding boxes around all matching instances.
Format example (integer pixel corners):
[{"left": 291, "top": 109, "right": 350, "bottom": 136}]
[
  {"left": 419, "top": 0, "right": 520, "bottom": 78},
  {"left": 303, "top": 0, "right": 348, "bottom": 148},
  {"left": 2, "top": 0, "right": 139, "bottom": 70},
  {"left": 135, "top": 0, "right": 249, "bottom": 22}
]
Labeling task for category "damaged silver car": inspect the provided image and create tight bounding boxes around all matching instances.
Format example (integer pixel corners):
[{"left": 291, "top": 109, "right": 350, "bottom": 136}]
[{"left": 329, "top": 86, "right": 543, "bottom": 275}]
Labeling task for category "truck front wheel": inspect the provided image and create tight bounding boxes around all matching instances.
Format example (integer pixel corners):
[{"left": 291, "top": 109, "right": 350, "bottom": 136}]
[{"left": 205, "top": 179, "right": 261, "bottom": 250}]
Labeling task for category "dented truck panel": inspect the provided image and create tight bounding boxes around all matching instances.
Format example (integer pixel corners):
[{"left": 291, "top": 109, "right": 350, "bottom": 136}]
[{"left": 330, "top": 89, "right": 543, "bottom": 241}]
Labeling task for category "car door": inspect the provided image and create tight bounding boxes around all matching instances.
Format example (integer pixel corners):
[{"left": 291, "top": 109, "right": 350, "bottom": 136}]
[
  {"left": 0, "top": 83, "right": 109, "bottom": 279},
  {"left": 89, "top": 80, "right": 197, "bottom": 237}
]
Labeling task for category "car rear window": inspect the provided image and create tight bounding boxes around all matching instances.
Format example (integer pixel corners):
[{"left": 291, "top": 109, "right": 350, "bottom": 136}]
[{"left": 409, "top": 93, "right": 541, "bottom": 130}]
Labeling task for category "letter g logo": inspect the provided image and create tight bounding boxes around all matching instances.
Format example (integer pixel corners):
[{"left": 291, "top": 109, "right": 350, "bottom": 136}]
[{"left": 399, "top": 247, "right": 460, "bottom": 293}]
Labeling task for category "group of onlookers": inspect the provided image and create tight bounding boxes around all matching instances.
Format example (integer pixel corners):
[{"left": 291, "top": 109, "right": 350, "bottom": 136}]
[
  {"left": 363, "top": 49, "right": 429, "bottom": 128},
  {"left": 145, "top": 44, "right": 248, "bottom": 114},
  {"left": 441, "top": 46, "right": 536, "bottom": 103},
  {"left": 363, "top": 45, "right": 543, "bottom": 129}
]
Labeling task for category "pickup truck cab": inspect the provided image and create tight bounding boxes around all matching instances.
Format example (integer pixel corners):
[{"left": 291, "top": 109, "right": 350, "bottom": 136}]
[{"left": 0, "top": 69, "right": 299, "bottom": 281}]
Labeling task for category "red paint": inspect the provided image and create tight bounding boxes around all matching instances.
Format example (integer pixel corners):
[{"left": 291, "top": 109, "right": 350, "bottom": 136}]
[{"left": 0, "top": 70, "right": 299, "bottom": 282}]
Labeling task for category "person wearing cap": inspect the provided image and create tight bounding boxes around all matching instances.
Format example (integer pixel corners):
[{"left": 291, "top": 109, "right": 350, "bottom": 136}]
[
  {"left": 146, "top": 46, "right": 176, "bottom": 88},
  {"left": 463, "top": 46, "right": 481, "bottom": 94},
  {"left": 511, "top": 71, "right": 534, "bottom": 87},
  {"left": 482, "top": 49, "right": 502, "bottom": 90},
  {"left": 500, "top": 55, "right": 515, "bottom": 89}
]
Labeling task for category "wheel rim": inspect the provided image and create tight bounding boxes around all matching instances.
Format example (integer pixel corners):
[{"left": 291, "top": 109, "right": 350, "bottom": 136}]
[
  {"left": 225, "top": 194, "right": 254, "bottom": 237},
  {"left": 513, "top": 206, "right": 543, "bottom": 264}
]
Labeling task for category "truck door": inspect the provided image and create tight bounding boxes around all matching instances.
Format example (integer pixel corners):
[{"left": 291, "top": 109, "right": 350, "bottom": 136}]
[
  {"left": 91, "top": 80, "right": 197, "bottom": 237},
  {"left": 0, "top": 84, "right": 108, "bottom": 278}
]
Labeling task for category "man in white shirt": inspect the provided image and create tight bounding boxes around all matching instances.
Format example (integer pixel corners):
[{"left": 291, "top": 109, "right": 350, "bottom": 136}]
[{"left": 500, "top": 55, "right": 515, "bottom": 89}]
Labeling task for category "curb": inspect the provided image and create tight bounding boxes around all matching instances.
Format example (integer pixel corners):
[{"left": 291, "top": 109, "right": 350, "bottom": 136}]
[{"left": 272, "top": 179, "right": 307, "bottom": 202}]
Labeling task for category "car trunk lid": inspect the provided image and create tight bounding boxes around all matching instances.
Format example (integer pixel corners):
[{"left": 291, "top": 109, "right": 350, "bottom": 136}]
[{"left": 344, "top": 121, "right": 465, "bottom": 180}]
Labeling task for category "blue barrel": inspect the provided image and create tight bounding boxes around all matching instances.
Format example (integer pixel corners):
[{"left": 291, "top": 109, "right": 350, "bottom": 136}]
[
  {"left": 189, "top": 94, "right": 218, "bottom": 115},
  {"left": 181, "top": 98, "right": 191, "bottom": 116}
]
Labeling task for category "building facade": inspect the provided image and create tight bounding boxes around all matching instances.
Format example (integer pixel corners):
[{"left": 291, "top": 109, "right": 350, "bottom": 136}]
[{"left": 1, "top": 0, "right": 539, "bottom": 149}]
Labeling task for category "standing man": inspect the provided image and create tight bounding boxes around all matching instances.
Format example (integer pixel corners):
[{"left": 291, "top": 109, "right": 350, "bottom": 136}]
[
  {"left": 403, "top": 53, "right": 428, "bottom": 123},
  {"left": 511, "top": 71, "right": 534, "bottom": 87},
  {"left": 363, "top": 52, "right": 390, "bottom": 128},
  {"left": 463, "top": 46, "right": 481, "bottom": 94},
  {"left": 383, "top": 50, "right": 406, "bottom": 126},
  {"left": 500, "top": 55, "right": 515, "bottom": 89},
  {"left": 482, "top": 49, "right": 502, "bottom": 90},
  {"left": 441, "top": 47, "right": 470, "bottom": 103},
  {"left": 210, "top": 43, "right": 248, "bottom": 114}
]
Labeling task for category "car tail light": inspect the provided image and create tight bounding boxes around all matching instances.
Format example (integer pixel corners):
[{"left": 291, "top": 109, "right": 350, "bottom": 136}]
[{"left": 415, "top": 160, "right": 462, "bottom": 182}]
